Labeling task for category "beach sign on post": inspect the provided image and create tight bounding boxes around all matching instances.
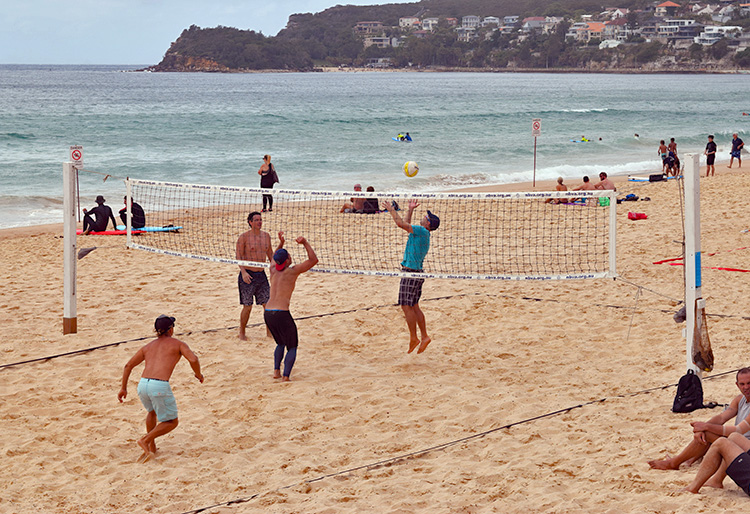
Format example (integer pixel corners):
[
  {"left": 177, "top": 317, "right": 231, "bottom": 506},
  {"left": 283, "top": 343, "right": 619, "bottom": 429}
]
[
  {"left": 70, "top": 145, "right": 83, "bottom": 167},
  {"left": 532, "top": 118, "right": 541, "bottom": 187}
]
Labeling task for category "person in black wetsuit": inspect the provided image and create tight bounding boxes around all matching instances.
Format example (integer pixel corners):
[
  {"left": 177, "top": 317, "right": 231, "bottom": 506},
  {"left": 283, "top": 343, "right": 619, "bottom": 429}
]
[
  {"left": 119, "top": 196, "right": 146, "bottom": 229},
  {"left": 82, "top": 195, "right": 117, "bottom": 234},
  {"left": 258, "top": 154, "right": 279, "bottom": 212},
  {"left": 264, "top": 236, "right": 318, "bottom": 381}
]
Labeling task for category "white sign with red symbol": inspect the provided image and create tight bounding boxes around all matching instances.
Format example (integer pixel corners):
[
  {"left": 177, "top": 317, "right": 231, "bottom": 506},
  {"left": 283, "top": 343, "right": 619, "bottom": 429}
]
[
  {"left": 531, "top": 118, "right": 541, "bottom": 137},
  {"left": 70, "top": 145, "right": 83, "bottom": 165}
]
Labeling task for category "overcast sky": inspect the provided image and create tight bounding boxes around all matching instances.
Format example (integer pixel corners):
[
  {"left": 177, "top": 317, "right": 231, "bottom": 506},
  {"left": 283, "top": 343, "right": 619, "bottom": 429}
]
[{"left": 0, "top": 0, "right": 411, "bottom": 65}]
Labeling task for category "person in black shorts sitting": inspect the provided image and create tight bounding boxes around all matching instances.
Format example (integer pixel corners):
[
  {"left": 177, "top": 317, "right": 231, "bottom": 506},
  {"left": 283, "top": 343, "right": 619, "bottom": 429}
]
[
  {"left": 82, "top": 195, "right": 118, "bottom": 234},
  {"left": 683, "top": 431, "right": 750, "bottom": 495}
]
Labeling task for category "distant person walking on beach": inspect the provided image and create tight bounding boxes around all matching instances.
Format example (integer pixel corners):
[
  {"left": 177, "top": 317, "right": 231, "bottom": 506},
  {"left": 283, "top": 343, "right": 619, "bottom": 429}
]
[
  {"left": 705, "top": 135, "right": 717, "bottom": 177},
  {"left": 82, "top": 195, "right": 118, "bottom": 234},
  {"left": 119, "top": 196, "right": 146, "bottom": 229},
  {"left": 118, "top": 315, "right": 204, "bottom": 463},
  {"left": 236, "top": 211, "right": 284, "bottom": 341},
  {"left": 264, "top": 236, "right": 318, "bottom": 381},
  {"left": 658, "top": 140, "right": 668, "bottom": 173},
  {"left": 729, "top": 133, "right": 744, "bottom": 169},
  {"left": 258, "top": 154, "right": 279, "bottom": 212},
  {"left": 383, "top": 199, "right": 440, "bottom": 354}
]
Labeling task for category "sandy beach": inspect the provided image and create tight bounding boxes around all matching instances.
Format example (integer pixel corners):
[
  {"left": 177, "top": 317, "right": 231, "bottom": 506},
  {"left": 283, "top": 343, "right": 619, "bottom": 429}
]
[{"left": 2, "top": 162, "right": 750, "bottom": 513}]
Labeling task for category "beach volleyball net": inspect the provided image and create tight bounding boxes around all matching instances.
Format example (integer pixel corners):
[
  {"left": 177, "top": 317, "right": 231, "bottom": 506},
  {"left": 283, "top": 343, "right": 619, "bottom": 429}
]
[{"left": 125, "top": 178, "right": 616, "bottom": 280}]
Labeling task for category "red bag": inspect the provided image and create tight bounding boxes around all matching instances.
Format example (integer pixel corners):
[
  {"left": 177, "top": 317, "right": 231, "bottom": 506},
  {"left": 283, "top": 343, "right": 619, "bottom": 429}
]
[{"left": 627, "top": 212, "right": 648, "bottom": 220}]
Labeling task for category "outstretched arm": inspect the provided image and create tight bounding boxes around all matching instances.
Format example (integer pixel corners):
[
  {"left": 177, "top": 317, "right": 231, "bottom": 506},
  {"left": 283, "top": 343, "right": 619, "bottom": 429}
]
[
  {"left": 383, "top": 200, "right": 415, "bottom": 233},
  {"left": 118, "top": 348, "right": 145, "bottom": 401},
  {"left": 180, "top": 342, "right": 204, "bottom": 383},
  {"left": 292, "top": 236, "right": 318, "bottom": 274}
]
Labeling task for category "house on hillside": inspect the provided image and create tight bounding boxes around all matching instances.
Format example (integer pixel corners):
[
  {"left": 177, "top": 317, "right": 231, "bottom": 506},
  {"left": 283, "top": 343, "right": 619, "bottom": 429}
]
[
  {"left": 445, "top": 18, "right": 459, "bottom": 27},
  {"left": 521, "top": 17, "right": 546, "bottom": 32},
  {"left": 694, "top": 25, "right": 742, "bottom": 44},
  {"left": 363, "top": 36, "right": 396, "bottom": 48},
  {"left": 456, "top": 26, "right": 477, "bottom": 42},
  {"left": 655, "top": 1, "right": 681, "bottom": 17},
  {"left": 354, "top": 21, "right": 385, "bottom": 34},
  {"left": 462, "top": 15, "right": 480, "bottom": 28},
  {"left": 482, "top": 17, "right": 501, "bottom": 27},
  {"left": 580, "top": 22, "right": 606, "bottom": 42},
  {"left": 603, "top": 18, "right": 631, "bottom": 40},
  {"left": 542, "top": 16, "right": 564, "bottom": 34},
  {"left": 399, "top": 17, "right": 420, "bottom": 28},
  {"left": 422, "top": 17, "right": 439, "bottom": 31},
  {"left": 503, "top": 16, "right": 520, "bottom": 25}
]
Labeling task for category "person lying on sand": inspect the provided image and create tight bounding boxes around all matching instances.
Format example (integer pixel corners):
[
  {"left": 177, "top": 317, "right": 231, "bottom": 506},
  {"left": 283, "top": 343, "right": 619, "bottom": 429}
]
[
  {"left": 118, "top": 315, "right": 203, "bottom": 463},
  {"left": 648, "top": 368, "right": 750, "bottom": 477}
]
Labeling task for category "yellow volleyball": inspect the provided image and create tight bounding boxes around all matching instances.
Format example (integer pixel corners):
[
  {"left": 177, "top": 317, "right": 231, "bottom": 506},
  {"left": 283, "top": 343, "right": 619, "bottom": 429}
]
[{"left": 404, "top": 161, "right": 419, "bottom": 177}]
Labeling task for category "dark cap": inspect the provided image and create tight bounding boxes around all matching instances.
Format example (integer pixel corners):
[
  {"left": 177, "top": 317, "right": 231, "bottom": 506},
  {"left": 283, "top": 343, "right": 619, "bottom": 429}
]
[
  {"left": 95, "top": 195, "right": 105, "bottom": 204},
  {"left": 426, "top": 210, "right": 440, "bottom": 230},
  {"left": 155, "top": 315, "right": 175, "bottom": 335},
  {"left": 273, "top": 248, "right": 290, "bottom": 270}
]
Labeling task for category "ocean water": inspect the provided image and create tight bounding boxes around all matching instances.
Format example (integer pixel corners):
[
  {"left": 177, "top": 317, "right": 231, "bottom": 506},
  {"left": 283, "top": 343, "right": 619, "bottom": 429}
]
[{"left": 1, "top": 64, "right": 749, "bottom": 228}]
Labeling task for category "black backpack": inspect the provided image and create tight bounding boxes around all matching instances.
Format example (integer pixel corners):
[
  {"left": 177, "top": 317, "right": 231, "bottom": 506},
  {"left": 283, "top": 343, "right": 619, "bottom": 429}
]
[{"left": 672, "top": 369, "right": 704, "bottom": 413}]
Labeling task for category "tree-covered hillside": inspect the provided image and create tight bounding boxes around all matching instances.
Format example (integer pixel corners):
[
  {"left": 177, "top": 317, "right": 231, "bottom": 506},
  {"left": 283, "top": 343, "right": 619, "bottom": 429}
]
[{"left": 149, "top": 0, "right": 749, "bottom": 71}]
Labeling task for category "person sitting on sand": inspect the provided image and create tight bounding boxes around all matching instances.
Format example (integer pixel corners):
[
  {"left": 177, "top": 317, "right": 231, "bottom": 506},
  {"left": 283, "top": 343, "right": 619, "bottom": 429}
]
[
  {"left": 382, "top": 199, "right": 440, "bottom": 355},
  {"left": 118, "top": 315, "right": 204, "bottom": 463},
  {"left": 340, "top": 184, "right": 366, "bottom": 213},
  {"left": 573, "top": 175, "right": 596, "bottom": 191},
  {"left": 682, "top": 431, "right": 750, "bottom": 495},
  {"left": 119, "top": 196, "right": 146, "bottom": 229},
  {"left": 82, "top": 195, "right": 118, "bottom": 234},
  {"left": 594, "top": 172, "right": 616, "bottom": 191},
  {"left": 363, "top": 186, "right": 379, "bottom": 214},
  {"left": 264, "top": 235, "right": 318, "bottom": 381},
  {"left": 648, "top": 368, "right": 750, "bottom": 476},
  {"left": 545, "top": 177, "right": 569, "bottom": 204}
]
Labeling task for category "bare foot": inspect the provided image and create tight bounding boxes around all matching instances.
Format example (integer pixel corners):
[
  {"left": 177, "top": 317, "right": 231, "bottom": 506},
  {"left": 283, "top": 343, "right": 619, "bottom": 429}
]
[
  {"left": 137, "top": 451, "right": 155, "bottom": 463},
  {"left": 282, "top": 376, "right": 290, "bottom": 382},
  {"left": 407, "top": 337, "right": 420, "bottom": 353},
  {"left": 239, "top": 332, "right": 248, "bottom": 341},
  {"left": 680, "top": 486, "right": 699, "bottom": 494},
  {"left": 273, "top": 370, "right": 282, "bottom": 379},
  {"left": 648, "top": 458, "right": 679, "bottom": 470},
  {"left": 703, "top": 479, "right": 724, "bottom": 489},
  {"left": 417, "top": 336, "right": 432, "bottom": 354},
  {"left": 136, "top": 438, "right": 153, "bottom": 462}
]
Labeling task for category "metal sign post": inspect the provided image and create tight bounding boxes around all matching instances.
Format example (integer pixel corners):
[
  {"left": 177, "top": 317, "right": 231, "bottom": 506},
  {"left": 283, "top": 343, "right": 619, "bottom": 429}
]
[{"left": 531, "top": 118, "right": 541, "bottom": 187}]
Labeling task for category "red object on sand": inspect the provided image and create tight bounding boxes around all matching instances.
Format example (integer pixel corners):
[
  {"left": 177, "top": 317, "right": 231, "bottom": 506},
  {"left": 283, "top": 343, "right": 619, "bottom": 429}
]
[{"left": 627, "top": 212, "right": 647, "bottom": 220}]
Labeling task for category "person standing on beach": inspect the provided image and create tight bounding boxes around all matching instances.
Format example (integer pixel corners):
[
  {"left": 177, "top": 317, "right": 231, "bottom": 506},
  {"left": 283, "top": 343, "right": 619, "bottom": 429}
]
[
  {"left": 82, "top": 195, "right": 118, "bottom": 234},
  {"left": 705, "top": 135, "right": 717, "bottom": 177},
  {"left": 264, "top": 236, "right": 318, "bottom": 381},
  {"left": 382, "top": 199, "right": 440, "bottom": 354},
  {"left": 729, "top": 133, "right": 744, "bottom": 169},
  {"left": 658, "top": 140, "right": 668, "bottom": 173},
  {"left": 236, "top": 211, "right": 284, "bottom": 341},
  {"left": 648, "top": 368, "right": 750, "bottom": 478},
  {"left": 118, "top": 315, "right": 204, "bottom": 463},
  {"left": 258, "top": 154, "right": 279, "bottom": 212}
]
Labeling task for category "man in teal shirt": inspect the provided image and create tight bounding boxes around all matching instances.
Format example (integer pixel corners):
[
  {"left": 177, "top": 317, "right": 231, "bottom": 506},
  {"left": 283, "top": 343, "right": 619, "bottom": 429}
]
[{"left": 383, "top": 199, "right": 440, "bottom": 354}]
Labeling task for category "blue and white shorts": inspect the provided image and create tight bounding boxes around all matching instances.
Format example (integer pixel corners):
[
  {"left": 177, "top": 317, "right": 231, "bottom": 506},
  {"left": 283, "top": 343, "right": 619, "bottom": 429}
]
[{"left": 137, "top": 378, "right": 178, "bottom": 422}]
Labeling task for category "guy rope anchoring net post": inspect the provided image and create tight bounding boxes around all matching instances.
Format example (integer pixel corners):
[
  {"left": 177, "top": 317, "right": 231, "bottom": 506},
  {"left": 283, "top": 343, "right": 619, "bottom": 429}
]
[{"left": 63, "top": 160, "right": 78, "bottom": 334}]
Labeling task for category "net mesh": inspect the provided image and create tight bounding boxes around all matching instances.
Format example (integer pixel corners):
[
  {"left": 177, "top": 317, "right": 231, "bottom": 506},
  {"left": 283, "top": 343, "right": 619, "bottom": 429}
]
[{"left": 125, "top": 178, "right": 616, "bottom": 280}]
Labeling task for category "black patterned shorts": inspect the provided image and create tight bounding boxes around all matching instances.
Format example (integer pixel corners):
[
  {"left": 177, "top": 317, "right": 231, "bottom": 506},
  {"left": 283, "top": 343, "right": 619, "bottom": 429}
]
[
  {"left": 238, "top": 271, "right": 270, "bottom": 305},
  {"left": 398, "top": 268, "right": 424, "bottom": 306}
]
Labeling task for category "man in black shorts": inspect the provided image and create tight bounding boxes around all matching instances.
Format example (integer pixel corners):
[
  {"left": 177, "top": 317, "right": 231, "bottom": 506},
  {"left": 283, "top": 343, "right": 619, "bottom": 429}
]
[
  {"left": 264, "top": 237, "right": 318, "bottom": 381},
  {"left": 704, "top": 134, "right": 717, "bottom": 177},
  {"left": 683, "top": 431, "right": 750, "bottom": 495},
  {"left": 236, "top": 211, "right": 283, "bottom": 341}
]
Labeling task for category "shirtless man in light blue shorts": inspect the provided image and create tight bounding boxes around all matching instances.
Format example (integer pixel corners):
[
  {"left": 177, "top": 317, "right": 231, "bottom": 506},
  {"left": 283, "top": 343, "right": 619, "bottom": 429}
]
[{"left": 118, "top": 315, "right": 204, "bottom": 462}]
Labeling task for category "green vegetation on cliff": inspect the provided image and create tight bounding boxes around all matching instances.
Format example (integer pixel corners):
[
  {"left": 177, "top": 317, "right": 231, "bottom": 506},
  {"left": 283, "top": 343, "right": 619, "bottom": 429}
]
[{"left": 150, "top": 0, "right": 749, "bottom": 71}]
